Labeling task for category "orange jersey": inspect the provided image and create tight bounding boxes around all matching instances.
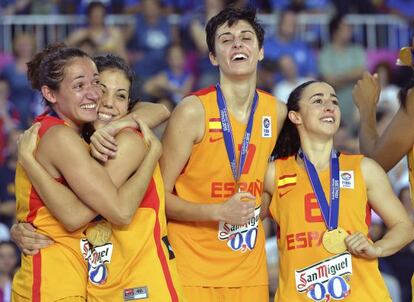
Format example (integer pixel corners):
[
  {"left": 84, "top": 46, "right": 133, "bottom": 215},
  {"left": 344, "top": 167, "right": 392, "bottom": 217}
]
[
  {"left": 13, "top": 114, "right": 87, "bottom": 301},
  {"left": 269, "top": 154, "right": 391, "bottom": 302},
  {"left": 86, "top": 161, "right": 184, "bottom": 302},
  {"left": 169, "top": 86, "right": 278, "bottom": 287}
]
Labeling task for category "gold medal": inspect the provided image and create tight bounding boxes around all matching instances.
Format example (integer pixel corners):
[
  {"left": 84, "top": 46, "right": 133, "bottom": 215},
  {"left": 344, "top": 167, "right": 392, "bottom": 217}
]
[
  {"left": 322, "top": 227, "right": 348, "bottom": 254},
  {"left": 397, "top": 47, "right": 413, "bottom": 66},
  {"left": 86, "top": 220, "right": 112, "bottom": 246}
]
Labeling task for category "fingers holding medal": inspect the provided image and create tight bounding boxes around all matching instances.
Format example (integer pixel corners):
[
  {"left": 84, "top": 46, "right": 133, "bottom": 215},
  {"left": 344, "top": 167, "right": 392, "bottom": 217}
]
[{"left": 345, "top": 232, "right": 382, "bottom": 259}]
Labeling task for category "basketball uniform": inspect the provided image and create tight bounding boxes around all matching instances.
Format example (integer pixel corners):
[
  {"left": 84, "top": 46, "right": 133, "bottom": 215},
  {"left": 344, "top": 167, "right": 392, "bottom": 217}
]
[
  {"left": 13, "top": 113, "right": 88, "bottom": 301},
  {"left": 86, "top": 131, "right": 183, "bottom": 301},
  {"left": 269, "top": 154, "right": 391, "bottom": 302},
  {"left": 168, "top": 86, "right": 278, "bottom": 299}
]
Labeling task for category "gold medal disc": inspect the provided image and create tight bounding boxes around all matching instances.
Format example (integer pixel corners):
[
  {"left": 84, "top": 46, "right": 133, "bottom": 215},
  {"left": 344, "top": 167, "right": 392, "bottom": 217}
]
[
  {"left": 322, "top": 227, "right": 348, "bottom": 254},
  {"left": 86, "top": 220, "right": 112, "bottom": 246},
  {"left": 397, "top": 47, "right": 413, "bottom": 66}
]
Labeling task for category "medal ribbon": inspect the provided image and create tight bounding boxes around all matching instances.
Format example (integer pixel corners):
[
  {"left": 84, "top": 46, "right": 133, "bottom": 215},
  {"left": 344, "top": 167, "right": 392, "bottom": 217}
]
[
  {"left": 299, "top": 149, "right": 340, "bottom": 230},
  {"left": 216, "top": 83, "right": 258, "bottom": 184}
]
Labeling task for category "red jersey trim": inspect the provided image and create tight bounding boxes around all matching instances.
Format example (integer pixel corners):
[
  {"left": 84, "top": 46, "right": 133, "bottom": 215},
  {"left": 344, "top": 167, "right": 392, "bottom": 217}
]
[
  {"left": 141, "top": 178, "right": 179, "bottom": 301},
  {"left": 191, "top": 85, "right": 215, "bottom": 97},
  {"left": 365, "top": 204, "right": 372, "bottom": 228},
  {"left": 26, "top": 115, "right": 66, "bottom": 223},
  {"left": 32, "top": 253, "right": 42, "bottom": 302}
]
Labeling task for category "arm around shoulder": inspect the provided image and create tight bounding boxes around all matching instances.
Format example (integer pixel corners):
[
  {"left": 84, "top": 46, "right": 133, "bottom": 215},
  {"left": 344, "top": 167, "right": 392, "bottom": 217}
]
[{"left": 43, "top": 126, "right": 152, "bottom": 226}]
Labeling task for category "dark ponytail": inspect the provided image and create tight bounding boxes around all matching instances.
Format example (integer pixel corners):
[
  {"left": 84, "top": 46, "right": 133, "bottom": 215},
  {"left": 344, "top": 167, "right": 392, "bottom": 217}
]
[{"left": 273, "top": 80, "right": 320, "bottom": 159}]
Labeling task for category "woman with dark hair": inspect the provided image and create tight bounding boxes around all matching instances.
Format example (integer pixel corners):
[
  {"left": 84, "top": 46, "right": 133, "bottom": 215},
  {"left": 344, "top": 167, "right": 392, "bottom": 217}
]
[
  {"left": 12, "top": 45, "right": 166, "bottom": 301},
  {"left": 264, "top": 80, "right": 413, "bottom": 301},
  {"left": 14, "top": 53, "right": 184, "bottom": 302}
]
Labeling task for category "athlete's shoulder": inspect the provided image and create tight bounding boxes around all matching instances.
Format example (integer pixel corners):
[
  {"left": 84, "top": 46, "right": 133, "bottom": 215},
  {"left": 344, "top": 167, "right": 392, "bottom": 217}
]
[
  {"left": 173, "top": 94, "right": 204, "bottom": 121},
  {"left": 34, "top": 114, "right": 66, "bottom": 137},
  {"left": 257, "top": 88, "right": 275, "bottom": 99},
  {"left": 339, "top": 152, "right": 364, "bottom": 162},
  {"left": 190, "top": 85, "right": 216, "bottom": 97}
]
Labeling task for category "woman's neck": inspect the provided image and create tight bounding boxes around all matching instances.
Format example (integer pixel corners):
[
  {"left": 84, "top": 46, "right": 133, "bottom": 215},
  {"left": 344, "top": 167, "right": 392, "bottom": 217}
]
[
  {"left": 53, "top": 108, "right": 83, "bottom": 135},
  {"left": 219, "top": 75, "right": 257, "bottom": 122},
  {"left": 300, "top": 139, "right": 334, "bottom": 171}
]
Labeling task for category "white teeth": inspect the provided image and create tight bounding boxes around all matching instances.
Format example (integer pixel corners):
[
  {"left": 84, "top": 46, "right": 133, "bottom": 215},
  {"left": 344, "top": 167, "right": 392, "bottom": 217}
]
[
  {"left": 98, "top": 112, "right": 112, "bottom": 121},
  {"left": 232, "top": 53, "right": 247, "bottom": 61},
  {"left": 80, "top": 103, "right": 96, "bottom": 110},
  {"left": 321, "top": 117, "right": 334, "bottom": 123}
]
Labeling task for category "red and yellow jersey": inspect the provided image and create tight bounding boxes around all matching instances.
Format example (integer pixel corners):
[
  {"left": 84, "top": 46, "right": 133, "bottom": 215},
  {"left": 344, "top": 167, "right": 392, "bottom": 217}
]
[
  {"left": 269, "top": 154, "right": 391, "bottom": 302},
  {"left": 13, "top": 114, "right": 87, "bottom": 301},
  {"left": 87, "top": 160, "right": 184, "bottom": 301},
  {"left": 169, "top": 86, "right": 278, "bottom": 287}
]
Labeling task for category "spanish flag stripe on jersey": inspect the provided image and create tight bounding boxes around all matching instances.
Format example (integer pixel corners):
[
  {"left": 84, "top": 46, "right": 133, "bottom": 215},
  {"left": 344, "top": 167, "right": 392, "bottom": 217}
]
[
  {"left": 208, "top": 119, "right": 222, "bottom": 133},
  {"left": 278, "top": 176, "right": 297, "bottom": 188},
  {"left": 278, "top": 182, "right": 296, "bottom": 190}
]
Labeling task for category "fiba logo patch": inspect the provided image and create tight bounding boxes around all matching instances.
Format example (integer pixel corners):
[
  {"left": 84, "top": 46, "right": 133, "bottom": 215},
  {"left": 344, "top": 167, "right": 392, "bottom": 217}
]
[
  {"left": 340, "top": 171, "right": 354, "bottom": 189},
  {"left": 262, "top": 116, "right": 272, "bottom": 138}
]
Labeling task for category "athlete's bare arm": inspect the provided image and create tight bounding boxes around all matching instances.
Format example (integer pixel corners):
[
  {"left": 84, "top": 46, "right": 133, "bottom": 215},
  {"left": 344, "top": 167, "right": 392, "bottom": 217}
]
[
  {"left": 354, "top": 72, "right": 414, "bottom": 171},
  {"left": 345, "top": 157, "right": 414, "bottom": 259},
  {"left": 276, "top": 101, "right": 287, "bottom": 137},
  {"left": 260, "top": 162, "right": 276, "bottom": 220},
  {"left": 160, "top": 95, "right": 256, "bottom": 225},
  {"left": 19, "top": 121, "right": 161, "bottom": 228},
  {"left": 90, "top": 101, "right": 169, "bottom": 161}
]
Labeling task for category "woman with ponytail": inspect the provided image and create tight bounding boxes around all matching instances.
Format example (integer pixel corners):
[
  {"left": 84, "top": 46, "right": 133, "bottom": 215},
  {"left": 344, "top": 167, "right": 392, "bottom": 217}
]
[
  {"left": 12, "top": 44, "right": 166, "bottom": 301},
  {"left": 264, "top": 80, "right": 413, "bottom": 302}
]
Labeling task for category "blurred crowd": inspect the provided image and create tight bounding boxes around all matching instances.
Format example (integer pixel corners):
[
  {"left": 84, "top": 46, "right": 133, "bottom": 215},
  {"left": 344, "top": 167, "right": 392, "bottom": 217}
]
[{"left": 0, "top": 0, "right": 413, "bottom": 301}]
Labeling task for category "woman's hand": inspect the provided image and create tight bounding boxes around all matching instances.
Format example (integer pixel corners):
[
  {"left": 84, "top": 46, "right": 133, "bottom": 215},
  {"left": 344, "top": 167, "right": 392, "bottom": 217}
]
[
  {"left": 17, "top": 123, "right": 40, "bottom": 167},
  {"left": 352, "top": 71, "right": 380, "bottom": 114},
  {"left": 135, "top": 118, "right": 162, "bottom": 159},
  {"left": 11, "top": 223, "right": 54, "bottom": 255},
  {"left": 345, "top": 232, "right": 382, "bottom": 259},
  {"left": 90, "top": 124, "right": 118, "bottom": 162}
]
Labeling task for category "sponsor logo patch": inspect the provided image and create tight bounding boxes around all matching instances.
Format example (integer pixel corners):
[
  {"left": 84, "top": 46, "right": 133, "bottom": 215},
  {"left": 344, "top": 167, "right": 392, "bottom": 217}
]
[
  {"left": 218, "top": 206, "right": 261, "bottom": 252},
  {"left": 295, "top": 252, "right": 352, "bottom": 301},
  {"left": 80, "top": 239, "right": 113, "bottom": 285}
]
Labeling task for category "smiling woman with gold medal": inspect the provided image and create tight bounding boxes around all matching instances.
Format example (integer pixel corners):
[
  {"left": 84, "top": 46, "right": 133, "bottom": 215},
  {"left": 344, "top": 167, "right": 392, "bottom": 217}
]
[{"left": 263, "top": 80, "right": 414, "bottom": 302}]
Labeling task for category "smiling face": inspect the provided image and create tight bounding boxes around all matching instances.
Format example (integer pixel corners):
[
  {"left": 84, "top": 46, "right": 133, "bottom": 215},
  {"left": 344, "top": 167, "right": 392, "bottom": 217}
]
[
  {"left": 46, "top": 57, "right": 101, "bottom": 131},
  {"left": 290, "top": 82, "right": 341, "bottom": 139},
  {"left": 94, "top": 68, "right": 130, "bottom": 130},
  {"left": 209, "top": 20, "right": 264, "bottom": 78}
]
